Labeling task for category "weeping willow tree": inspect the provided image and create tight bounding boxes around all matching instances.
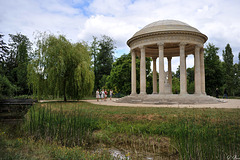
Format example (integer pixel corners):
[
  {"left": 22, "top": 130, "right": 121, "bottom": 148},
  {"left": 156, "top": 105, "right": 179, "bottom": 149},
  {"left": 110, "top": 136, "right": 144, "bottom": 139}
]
[{"left": 28, "top": 33, "right": 94, "bottom": 101}]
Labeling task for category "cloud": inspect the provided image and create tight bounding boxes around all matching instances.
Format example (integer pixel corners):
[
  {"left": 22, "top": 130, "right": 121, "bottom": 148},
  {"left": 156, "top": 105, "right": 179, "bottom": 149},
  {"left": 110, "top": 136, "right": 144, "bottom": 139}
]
[
  {"left": 1, "top": 0, "right": 240, "bottom": 70},
  {"left": 78, "top": 15, "right": 137, "bottom": 49},
  {"left": 0, "top": 0, "right": 86, "bottom": 42}
]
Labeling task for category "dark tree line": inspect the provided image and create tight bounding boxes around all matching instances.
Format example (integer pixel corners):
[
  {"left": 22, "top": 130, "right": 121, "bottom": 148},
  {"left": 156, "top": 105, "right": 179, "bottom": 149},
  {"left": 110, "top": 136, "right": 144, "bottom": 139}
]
[
  {"left": 0, "top": 33, "right": 32, "bottom": 98},
  {"left": 204, "top": 43, "right": 240, "bottom": 96},
  {"left": 1, "top": 32, "right": 240, "bottom": 99},
  {"left": 0, "top": 33, "right": 94, "bottom": 101}
]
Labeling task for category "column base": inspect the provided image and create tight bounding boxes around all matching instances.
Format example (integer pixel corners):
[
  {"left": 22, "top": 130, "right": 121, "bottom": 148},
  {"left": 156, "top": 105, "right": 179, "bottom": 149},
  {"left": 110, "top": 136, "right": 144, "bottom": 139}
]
[
  {"left": 194, "top": 93, "right": 205, "bottom": 96},
  {"left": 194, "top": 92, "right": 202, "bottom": 95},
  {"left": 139, "top": 92, "right": 147, "bottom": 96},
  {"left": 180, "top": 92, "right": 188, "bottom": 95},
  {"left": 130, "top": 93, "right": 137, "bottom": 96}
]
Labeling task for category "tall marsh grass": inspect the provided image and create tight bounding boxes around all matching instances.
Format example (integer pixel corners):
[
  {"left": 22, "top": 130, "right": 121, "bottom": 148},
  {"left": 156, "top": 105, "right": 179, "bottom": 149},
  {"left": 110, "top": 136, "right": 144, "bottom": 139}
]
[
  {"left": 170, "top": 116, "right": 240, "bottom": 159},
  {"left": 23, "top": 103, "right": 99, "bottom": 147},
  {"left": 20, "top": 102, "right": 240, "bottom": 159}
]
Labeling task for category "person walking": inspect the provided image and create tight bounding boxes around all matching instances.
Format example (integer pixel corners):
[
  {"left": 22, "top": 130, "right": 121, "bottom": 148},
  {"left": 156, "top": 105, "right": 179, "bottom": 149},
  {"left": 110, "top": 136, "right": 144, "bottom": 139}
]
[
  {"left": 101, "top": 89, "right": 105, "bottom": 101},
  {"left": 216, "top": 88, "right": 219, "bottom": 98},
  {"left": 110, "top": 89, "right": 113, "bottom": 100},
  {"left": 96, "top": 89, "right": 100, "bottom": 101},
  {"left": 223, "top": 88, "right": 228, "bottom": 99},
  {"left": 104, "top": 89, "right": 108, "bottom": 101}
]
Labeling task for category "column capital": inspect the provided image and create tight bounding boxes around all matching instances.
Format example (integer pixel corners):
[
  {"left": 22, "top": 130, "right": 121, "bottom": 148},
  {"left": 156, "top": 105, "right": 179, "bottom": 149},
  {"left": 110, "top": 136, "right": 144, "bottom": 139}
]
[
  {"left": 157, "top": 42, "right": 164, "bottom": 46},
  {"left": 157, "top": 42, "right": 164, "bottom": 47},
  {"left": 195, "top": 45, "right": 201, "bottom": 53},
  {"left": 139, "top": 46, "right": 145, "bottom": 50},
  {"left": 131, "top": 49, "right": 135, "bottom": 56},
  {"left": 179, "top": 42, "right": 187, "bottom": 47},
  {"left": 167, "top": 56, "right": 172, "bottom": 61},
  {"left": 195, "top": 44, "right": 203, "bottom": 49}
]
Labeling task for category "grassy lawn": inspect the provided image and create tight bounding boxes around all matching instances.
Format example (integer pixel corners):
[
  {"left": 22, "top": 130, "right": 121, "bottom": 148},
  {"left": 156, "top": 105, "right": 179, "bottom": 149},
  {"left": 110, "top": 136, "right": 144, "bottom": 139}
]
[{"left": 1, "top": 101, "right": 239, "bottom": 159}]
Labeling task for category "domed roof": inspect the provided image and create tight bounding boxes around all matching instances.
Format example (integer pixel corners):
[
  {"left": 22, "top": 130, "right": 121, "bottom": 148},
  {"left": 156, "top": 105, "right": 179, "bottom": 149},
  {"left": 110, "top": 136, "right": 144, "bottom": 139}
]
[{"left": 132, "top": 20, "right": 201, "bottom": 38}]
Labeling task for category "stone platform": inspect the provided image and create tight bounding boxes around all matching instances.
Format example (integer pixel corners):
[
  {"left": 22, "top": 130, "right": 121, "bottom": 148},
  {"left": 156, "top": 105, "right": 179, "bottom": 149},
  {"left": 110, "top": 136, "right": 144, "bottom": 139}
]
[{"left": 115, "top": 94, "right": 223, "bottom": 104}]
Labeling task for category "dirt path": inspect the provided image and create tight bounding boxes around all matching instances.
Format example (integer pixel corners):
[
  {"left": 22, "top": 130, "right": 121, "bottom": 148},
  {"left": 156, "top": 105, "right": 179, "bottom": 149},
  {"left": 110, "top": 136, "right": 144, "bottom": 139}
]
[{"left": 83, "top": 98, "right": 240, "bottom": 109}]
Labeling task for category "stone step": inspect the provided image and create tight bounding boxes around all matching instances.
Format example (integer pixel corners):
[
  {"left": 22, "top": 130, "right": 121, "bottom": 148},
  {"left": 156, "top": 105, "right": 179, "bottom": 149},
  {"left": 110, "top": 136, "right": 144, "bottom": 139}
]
[{"left": 131, "top": 100, "right": 142, "bottom": 103}]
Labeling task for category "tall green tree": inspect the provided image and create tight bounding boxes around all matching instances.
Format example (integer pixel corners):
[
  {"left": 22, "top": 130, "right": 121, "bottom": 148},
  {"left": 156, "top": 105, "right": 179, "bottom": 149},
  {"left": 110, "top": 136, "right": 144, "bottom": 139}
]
[
  {"left": 90, "top": 36, "right": 98, "bottom": 91},
  {"left": 91, "top": 35, "right": 116, "bottom": 90},
  {"left": 0, "top": 34, "right": 9, "bottom": 75},
  {"left": 234, "top": 52, "right": 240, "bottom": 96},
  {"left": 222, "top": 43, "right": 234, "bottom": 95},
  {"left": 204, "top": 43, "right": 223, "bottom": 96},
  {"left": 106, "top": 53, "right": 152, "bottom": 95},
  {"left": 0, "top": 34, "right": 17, "bottom": 98},
  {"left": 5, "top": 33, "right": 32, "bottom": 95},
  {"left": 28, "top": 33, "right": 94, "bottom": 101}
]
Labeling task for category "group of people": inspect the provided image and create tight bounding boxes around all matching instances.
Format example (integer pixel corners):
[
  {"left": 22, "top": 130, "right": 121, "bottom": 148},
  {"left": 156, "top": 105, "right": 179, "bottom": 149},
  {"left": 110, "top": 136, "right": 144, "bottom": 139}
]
[{"left": 96, "top": 89, "right": 113, "bottom": 101}]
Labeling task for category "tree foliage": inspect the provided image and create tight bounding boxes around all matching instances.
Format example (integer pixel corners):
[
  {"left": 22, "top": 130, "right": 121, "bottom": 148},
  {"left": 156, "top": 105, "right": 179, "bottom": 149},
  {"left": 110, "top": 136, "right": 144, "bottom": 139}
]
[
  {"left": 187, "top": 67, "right": 195, "bottom": 94},
  {"left": 28, "top": 33, "right": 94, "bottom": 101},
  {"left": 0, "top": 33, "right": 31, "bottom": 97},
  {"left": 234, "top": 52, "right": 240, "bottom": 96},
  {"left": 172, "top": 66, "right": 195, "bottom": 94},
  {"left": 106, "top": 53, "right": 152, "bottom": 95},
  {"left": 0, "top": 34, "right": 9, "bottom": 75},
  {"left": 91, "top": 35, "right": 116, "bottom": 90},
  {"left": 222, "top": 43, "right": 234, "bottom": 95},
  {"left": 8, "top": 33, "right": 32, "bottom": 95},
  {"left": 204, "top": 43, "right": 223, "bottom": 96}
]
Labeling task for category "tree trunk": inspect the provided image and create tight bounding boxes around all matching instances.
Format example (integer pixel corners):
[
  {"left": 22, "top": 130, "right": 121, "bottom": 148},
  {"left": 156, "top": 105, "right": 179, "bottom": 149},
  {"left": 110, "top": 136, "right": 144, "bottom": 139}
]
[
  {"left": 63, "top": 80, "right": 67, "bottom": 102},
  {"left": 64, "top": 94, "right": 67, "bottom": 102}
]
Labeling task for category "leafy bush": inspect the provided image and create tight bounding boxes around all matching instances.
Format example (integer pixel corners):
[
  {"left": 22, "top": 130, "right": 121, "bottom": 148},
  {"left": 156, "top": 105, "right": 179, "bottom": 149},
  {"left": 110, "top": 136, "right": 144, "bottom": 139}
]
[{"left": 0, "top": 76, "right": 17, "bottom": 98}]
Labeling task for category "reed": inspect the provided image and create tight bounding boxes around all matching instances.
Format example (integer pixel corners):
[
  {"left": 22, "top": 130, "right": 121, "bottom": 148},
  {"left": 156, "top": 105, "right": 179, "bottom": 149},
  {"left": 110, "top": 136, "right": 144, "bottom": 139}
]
[
  {"left": 21, "top": 102, "right": 240, "bottom": 159},
  {"left": 23, "top": 103, "right": 99, "bottom": 147}
]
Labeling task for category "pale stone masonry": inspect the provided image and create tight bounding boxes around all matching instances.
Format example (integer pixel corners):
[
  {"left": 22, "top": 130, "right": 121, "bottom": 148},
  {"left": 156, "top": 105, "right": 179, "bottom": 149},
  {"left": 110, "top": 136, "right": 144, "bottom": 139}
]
[
  {"left": 131, "top": 50, "right": 136, "bottom": 95},
  {"left": 152, "top": 57, "right": 157, "bottom": 94},
  {"left": 129, "top": 20, "right": 207, "bottom": 96},
  {"left": 120, "top": 20, "right": 220, "bottom": 104}
]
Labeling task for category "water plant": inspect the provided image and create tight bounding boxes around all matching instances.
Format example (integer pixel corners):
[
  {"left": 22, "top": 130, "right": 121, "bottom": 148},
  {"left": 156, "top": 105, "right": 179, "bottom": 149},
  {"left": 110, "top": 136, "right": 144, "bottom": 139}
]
[{"left": 23, "top": 103, "right": 99, "bottom": 147}]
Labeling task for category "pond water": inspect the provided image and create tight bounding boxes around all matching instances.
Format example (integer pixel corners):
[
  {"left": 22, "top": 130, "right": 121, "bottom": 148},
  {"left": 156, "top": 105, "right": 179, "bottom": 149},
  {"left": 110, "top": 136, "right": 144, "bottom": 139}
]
[{"left": 108, "top": 148, "right": 154, "bottom": 160}]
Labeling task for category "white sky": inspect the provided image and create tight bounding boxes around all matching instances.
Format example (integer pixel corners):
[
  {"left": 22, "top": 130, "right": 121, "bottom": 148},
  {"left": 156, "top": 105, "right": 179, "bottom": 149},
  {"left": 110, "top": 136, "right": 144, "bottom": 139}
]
[{"left": 1, "top": 0, "right": 240, "bottom": 72}]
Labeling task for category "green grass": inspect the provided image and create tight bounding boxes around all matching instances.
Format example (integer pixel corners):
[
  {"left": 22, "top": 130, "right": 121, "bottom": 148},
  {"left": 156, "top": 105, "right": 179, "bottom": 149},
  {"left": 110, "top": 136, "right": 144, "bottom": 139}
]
[
  {"left": 23, "top": 103, "right": 99, "bottom": 147},
  {"left": 1, "top": 101, "right": 239, "bottom": 159},
  {"left": 0, "top": 128, "right": 113, "bottom": 160}
]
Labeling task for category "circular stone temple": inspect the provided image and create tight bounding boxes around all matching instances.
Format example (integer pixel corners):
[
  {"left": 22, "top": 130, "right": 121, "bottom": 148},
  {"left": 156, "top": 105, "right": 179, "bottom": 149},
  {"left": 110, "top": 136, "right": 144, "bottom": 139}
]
[{"left": 117, "top": 20, "right": 220, "bottom": 104}]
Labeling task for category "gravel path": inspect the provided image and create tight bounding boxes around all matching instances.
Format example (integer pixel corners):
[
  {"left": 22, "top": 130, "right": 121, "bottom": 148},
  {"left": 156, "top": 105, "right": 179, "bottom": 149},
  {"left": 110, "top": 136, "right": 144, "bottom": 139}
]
[{"left": 83, "top": 98, "right": 240, "bottom": 109}]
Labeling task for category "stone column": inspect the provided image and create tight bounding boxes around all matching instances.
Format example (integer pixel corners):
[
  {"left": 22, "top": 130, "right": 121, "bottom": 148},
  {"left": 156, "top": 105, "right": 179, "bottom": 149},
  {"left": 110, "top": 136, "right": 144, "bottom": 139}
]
[
  {"left": 152, "top": 57, "right": 157, "bottom": 94},
  {"left": 179, "top": 43, "right": 187, "bottom": 94},
  {"left": 140, "top": 46, "right": 146, "bottom": 95},
  {"left": 158, "top": 43, "right": 165, "bottom": 94},
  {"left": 167, "top": 57, "right": 172, "bottom": 93},
  {"left": 200, "top": 48, "right": 206, "bottom": 94},
  {"left": 194, "top": 45, "right": 201, "bottom": 94},
  {"left": 131, "top": 49, "right": 137, "bottom": 95}
]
